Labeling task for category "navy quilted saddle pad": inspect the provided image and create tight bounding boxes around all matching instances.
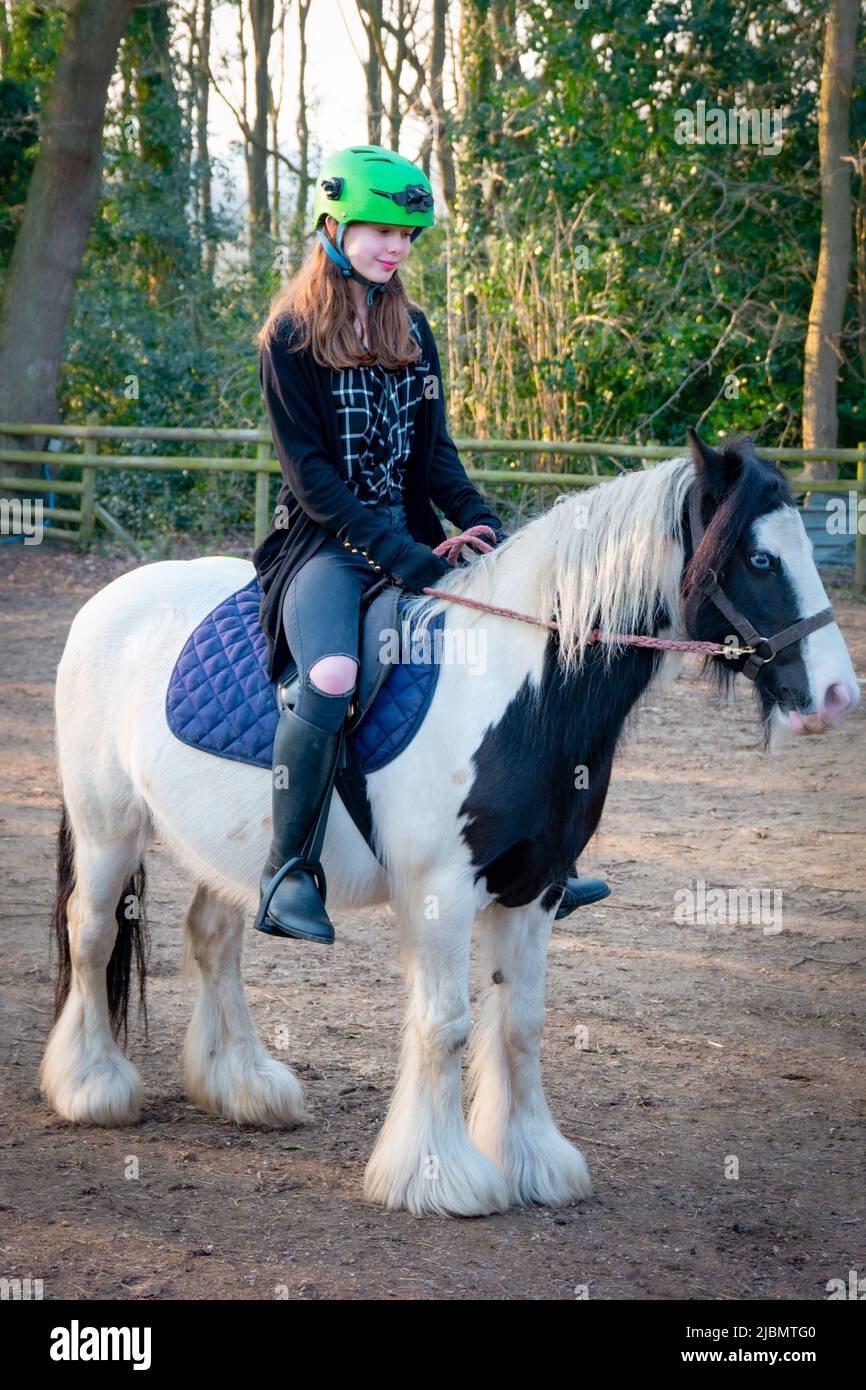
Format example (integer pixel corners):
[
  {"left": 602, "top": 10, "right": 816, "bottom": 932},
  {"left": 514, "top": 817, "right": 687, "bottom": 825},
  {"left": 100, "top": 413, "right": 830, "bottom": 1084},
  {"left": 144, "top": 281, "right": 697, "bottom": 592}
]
[{"left": 165, "top": 576, "right": 445, "bottom": 774}]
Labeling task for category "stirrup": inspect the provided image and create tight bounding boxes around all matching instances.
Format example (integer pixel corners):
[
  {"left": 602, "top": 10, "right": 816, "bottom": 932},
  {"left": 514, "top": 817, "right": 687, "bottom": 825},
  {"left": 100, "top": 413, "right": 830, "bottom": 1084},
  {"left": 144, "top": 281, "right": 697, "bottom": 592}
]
[
  {"left": 259, "top": 853, "right": 328, "bottom": 919},
  {"left": 253, "top": 852, "right": 334, "bottom": 941}
]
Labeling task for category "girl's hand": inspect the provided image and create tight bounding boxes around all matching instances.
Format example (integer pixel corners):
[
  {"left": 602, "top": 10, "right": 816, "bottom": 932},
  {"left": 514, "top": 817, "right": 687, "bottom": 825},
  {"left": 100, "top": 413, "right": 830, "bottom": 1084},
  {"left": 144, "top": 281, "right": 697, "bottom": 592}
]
[{"left": 389, "top": 540, "right": 450, "bottom": 592}]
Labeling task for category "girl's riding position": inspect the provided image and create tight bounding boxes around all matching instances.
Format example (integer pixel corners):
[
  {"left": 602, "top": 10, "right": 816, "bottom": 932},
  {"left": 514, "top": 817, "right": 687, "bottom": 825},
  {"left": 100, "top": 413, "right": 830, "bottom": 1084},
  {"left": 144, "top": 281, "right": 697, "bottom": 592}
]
[{"left": 251, "top": 145, "right": 508, "bottom": 944}]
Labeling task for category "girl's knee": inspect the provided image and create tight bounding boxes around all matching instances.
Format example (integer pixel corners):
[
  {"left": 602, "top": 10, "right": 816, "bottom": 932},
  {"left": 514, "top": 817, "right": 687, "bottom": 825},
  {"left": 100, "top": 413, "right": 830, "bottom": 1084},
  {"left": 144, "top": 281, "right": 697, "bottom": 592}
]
[{"left": 308, "top": 655, "right": 358, "bottom": 696}]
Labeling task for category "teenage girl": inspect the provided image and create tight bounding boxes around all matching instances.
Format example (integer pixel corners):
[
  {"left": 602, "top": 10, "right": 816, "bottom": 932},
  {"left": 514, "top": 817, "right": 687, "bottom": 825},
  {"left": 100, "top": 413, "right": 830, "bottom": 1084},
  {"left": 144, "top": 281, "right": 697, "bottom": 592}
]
[{"left": 251, "top": 145, "right": 508, "bottom": 944}]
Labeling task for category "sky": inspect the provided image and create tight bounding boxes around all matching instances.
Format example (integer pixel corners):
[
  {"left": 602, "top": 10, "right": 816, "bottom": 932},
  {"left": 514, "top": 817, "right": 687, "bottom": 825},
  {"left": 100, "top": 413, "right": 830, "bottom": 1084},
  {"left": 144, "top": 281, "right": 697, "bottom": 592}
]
[{"left": 208, "top": 0, "right": 448, "bottom": 225}]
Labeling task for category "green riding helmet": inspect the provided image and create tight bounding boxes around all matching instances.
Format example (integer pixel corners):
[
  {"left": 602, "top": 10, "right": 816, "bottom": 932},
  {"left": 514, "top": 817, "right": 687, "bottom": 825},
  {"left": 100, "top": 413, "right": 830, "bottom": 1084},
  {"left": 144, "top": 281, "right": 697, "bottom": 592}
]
[
  {"left": 312, "top": 144, "right": 434, "bottom": 304},
  {"left": 312, "top": 144, "right": 434, "bottom": 237}
]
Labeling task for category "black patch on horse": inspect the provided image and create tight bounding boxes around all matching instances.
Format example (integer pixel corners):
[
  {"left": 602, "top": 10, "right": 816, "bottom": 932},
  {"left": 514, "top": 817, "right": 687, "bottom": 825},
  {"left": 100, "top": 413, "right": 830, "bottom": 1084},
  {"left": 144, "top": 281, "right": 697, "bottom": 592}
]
[{"left": 459, "top": 629, "right": 665, "bottom": 908}]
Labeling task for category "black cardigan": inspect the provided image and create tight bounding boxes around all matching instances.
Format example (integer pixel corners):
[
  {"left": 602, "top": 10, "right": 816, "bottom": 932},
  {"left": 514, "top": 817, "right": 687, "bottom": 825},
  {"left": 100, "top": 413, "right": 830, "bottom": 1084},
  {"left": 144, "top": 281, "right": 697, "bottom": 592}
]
[{"left": 252, "top": 306, "right": 503, "bottom": 682}]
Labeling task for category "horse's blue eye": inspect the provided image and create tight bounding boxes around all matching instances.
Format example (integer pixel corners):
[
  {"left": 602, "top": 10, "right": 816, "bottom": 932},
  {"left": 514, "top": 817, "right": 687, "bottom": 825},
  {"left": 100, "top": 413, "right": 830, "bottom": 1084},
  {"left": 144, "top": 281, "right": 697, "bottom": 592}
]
[{"left": 749, "top": 552, "right": 771, "bottom": 570}]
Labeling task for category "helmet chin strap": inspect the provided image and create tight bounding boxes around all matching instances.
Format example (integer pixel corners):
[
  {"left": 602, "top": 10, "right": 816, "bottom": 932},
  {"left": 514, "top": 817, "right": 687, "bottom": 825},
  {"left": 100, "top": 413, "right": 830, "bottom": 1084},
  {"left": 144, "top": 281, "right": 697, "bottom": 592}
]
[{"left": 316, "top": 222, "right": 387, "bottom": 307}]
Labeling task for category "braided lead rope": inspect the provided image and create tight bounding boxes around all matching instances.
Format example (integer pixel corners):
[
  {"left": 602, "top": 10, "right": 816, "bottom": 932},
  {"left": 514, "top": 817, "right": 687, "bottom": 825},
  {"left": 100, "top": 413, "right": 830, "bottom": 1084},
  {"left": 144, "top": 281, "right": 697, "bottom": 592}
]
[
  {"left": 426, "top": 527, "right": 755, "bottom": 660},
  {"left": 434, "top": 524, "right": 496, "bottom": 566}
]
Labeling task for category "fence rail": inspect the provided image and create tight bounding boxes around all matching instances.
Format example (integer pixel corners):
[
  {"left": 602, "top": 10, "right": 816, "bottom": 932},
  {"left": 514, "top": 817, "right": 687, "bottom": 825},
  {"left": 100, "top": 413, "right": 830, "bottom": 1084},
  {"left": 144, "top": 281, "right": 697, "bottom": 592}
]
[{"left": 1, "top": 421, "right": 863, "bottom": 590}]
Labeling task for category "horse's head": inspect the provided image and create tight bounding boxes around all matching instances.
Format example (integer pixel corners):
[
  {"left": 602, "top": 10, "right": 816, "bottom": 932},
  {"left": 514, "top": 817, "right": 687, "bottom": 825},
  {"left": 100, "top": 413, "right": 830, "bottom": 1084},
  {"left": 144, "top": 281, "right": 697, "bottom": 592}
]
[{"left": 682, "top": 428, "right": 859, "bottom": 738}]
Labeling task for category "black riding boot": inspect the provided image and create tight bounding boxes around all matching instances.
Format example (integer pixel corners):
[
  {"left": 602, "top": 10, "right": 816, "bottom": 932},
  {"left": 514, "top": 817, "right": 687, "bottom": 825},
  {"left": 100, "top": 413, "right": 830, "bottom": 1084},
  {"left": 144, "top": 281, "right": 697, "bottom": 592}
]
[
  {"left": 555, "top": 866, "right": 611, "bottom": 920},
  {"left": 253, "top": 705, "right": 343, "bottom": 943}
]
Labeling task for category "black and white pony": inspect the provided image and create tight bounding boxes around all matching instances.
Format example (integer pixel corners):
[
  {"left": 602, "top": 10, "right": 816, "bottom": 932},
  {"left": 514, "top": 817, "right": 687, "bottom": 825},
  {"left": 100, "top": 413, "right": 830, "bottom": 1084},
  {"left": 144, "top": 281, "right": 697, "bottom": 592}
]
[{"left": 41, "top": 432, "right": 859, "bottom": 1216}]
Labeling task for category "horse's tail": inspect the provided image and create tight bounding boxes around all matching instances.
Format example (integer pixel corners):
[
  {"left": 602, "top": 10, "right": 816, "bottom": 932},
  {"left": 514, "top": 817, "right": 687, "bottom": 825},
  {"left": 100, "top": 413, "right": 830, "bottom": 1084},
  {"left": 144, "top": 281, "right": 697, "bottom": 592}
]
[
  {"left": 49, "top": 802, "right": 76, "bottom": 1023},
  {"left": 49, "top": 800, "right": 150, "bottom": 1043}
]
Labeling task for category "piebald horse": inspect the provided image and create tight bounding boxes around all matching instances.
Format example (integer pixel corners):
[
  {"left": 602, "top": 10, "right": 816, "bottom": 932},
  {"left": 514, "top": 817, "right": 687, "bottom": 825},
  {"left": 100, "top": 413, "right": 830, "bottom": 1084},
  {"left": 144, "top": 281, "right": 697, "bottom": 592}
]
[{"left": 41, "top": 432, "right": 859, "bottom": 1216}]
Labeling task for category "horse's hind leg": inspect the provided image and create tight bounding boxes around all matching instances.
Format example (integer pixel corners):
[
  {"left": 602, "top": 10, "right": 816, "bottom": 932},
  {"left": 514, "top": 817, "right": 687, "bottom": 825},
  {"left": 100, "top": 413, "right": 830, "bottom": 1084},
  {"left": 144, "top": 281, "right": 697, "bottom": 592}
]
[
  {"left": 181, "top": 885, "right": 307, "bottom": 1126},
  {"left": 40, "top": 826, "right": 145, "bottom": 1125},
  {"left": 466, "top": 900, "right": 593, "bottom": 1207}
]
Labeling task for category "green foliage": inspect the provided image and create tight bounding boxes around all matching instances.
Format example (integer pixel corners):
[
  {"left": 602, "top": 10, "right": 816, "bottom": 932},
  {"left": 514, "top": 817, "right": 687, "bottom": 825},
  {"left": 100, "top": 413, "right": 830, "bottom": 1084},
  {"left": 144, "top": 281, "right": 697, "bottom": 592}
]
[
  {"left": 1, "top": 0, "right": 66, "bottom": 88},
  {"left": 59, "top": 11, "right": 270, "bottom": 541},
  {"left": 0, "top": 0, "right": 66, "bottom": 263},
  {"left": 448, "top": 0, "right": 866, "bottom": 455},
  {"left": 3, "top": 0, "right": 864, "bottom": 549},
  {"left": 0, "top": 76, "right": 37, "bottom": 259}
]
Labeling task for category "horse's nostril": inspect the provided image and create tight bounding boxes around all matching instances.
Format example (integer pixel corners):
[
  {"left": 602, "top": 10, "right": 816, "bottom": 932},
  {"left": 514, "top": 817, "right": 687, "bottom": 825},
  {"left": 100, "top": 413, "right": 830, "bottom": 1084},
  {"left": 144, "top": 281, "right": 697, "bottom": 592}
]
[{"left": 818, "top": 682, "right": 852, "bottom": 725}]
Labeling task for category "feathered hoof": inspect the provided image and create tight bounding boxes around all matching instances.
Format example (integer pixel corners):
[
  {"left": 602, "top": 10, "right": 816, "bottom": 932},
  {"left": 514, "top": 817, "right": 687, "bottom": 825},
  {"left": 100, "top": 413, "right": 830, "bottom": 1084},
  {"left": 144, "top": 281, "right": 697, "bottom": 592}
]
[
  {"left": 497, "top": 1122, "right": 594, "bottom": 1207},
  {"left": 40, "top": 1019, "right": 142, "bottom": 1127},
  {"left": 364, "top": 1127, "right": 512, "bottom": 1217},
  {"left": 182, "top": 1038, "right": 308, "bottom": 1127}
]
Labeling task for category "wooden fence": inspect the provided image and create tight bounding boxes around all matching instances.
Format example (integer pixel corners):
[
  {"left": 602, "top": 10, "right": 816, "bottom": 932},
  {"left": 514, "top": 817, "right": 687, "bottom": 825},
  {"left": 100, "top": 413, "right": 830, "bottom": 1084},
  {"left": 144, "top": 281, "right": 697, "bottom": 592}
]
[{"left": 1, "top": 420, "right": 864, "bottom": 590}]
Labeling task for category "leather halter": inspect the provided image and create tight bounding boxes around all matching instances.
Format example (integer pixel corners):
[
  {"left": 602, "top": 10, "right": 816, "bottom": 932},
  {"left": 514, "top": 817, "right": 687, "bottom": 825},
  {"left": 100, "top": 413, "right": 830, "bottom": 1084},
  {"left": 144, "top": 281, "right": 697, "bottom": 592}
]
[{"left": 685, "top": 483, "right": 836, "bottom": 682}]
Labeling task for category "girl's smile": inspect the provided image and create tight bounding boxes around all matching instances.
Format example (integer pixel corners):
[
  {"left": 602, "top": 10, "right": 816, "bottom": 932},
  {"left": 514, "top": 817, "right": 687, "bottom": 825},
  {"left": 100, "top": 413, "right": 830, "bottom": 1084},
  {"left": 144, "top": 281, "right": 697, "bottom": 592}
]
[{"left": 325, "top": 215, "right": 411, "bottom": 283}]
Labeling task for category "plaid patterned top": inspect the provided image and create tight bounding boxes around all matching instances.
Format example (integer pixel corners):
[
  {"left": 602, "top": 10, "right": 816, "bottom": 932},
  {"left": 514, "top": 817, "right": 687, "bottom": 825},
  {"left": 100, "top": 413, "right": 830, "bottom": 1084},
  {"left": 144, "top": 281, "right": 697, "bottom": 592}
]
[{"left": 330, "top": 317, "right": 429, "bottom": 507}]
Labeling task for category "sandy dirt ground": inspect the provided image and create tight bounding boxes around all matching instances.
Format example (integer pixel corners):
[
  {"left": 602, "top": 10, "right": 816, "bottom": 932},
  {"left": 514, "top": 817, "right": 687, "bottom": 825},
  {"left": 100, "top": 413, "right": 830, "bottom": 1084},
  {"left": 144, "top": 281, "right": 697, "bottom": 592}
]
[{"left": 0, "top": 541, "right": 864, "bottom": 1301}]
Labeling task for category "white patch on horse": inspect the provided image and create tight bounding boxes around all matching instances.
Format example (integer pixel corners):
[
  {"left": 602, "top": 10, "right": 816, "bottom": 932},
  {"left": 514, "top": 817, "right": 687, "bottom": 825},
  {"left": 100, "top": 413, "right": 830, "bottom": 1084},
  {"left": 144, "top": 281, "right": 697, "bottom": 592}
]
[
  {"left": 753, "top": 505, "right": 859, "bottom": 727},
  {"left": 40, "top": 451, "right": 859, "bottom": 1216}
]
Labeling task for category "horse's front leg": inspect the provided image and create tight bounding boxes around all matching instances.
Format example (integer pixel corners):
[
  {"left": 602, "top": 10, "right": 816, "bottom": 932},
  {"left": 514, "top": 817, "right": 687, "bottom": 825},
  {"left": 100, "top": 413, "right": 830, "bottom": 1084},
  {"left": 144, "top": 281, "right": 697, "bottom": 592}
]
[
  {"left": 364, "top": 872, "right": 510, "bottom": 1217},
  {"left": 467, "top": 899, "right": 593, "bottom": 1207}
]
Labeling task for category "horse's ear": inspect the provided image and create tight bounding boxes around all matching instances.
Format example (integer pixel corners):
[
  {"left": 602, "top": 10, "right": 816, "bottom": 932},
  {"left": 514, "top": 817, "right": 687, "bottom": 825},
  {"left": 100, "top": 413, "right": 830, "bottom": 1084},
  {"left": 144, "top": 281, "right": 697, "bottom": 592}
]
[{"left": 686, "top": 426, "right": 740, "bottom": 498}]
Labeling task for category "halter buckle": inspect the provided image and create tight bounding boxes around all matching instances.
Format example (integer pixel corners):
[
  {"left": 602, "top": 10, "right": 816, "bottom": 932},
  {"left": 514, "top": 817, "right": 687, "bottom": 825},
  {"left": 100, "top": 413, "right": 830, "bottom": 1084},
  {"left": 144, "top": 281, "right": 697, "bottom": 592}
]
[{"left": 751, "top": 638, "right": 776, "bottom": 666}]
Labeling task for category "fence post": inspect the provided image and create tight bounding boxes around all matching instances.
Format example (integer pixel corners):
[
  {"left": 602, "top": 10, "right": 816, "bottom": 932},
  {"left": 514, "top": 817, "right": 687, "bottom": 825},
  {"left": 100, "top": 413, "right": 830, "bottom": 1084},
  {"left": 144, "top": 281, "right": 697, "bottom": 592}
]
[
  {"left": 856, "top": 451, "right": 865, "bottom": 595},
  {"left": 254, "top": 439, "right": 271, "bottom": 548},
  {"left": 78, "top": 411, "right": 99, "bottom": 549}
]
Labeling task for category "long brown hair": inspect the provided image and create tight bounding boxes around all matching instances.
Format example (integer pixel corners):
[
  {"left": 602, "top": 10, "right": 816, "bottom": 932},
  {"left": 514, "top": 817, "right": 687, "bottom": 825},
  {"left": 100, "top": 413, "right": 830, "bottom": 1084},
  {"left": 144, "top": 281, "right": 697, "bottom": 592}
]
[{"left": 257, "top": 225, "right": 423, "bottom": 371}]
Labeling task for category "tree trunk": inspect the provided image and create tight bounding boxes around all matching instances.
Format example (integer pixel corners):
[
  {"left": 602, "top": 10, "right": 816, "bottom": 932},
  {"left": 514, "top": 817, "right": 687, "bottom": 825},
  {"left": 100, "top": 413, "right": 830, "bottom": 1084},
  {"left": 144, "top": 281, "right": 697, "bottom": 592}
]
[
  {"left": 0, "top": 2, "right": 10, "bottom": 67},
  {"left": 0, "top": 0, "right": 137, "bottom": 475},
  {"left": 122, "top": 0, "right": 189, "bottom": 306},
  {"left": 358, "top": 0, "right": 384, "bottom": 146},
  {"left": 293, "top": 0, "right": 311, "bottom": 237},
  {"left": 196, "top": 0, "right": 214, "bottom": 281},
  {"left": 801, "top": 0, "right": 859, "bottom": 479},
  {"left": 455, "top": 0, "right": 496, "bottom": 356},
  {"left": 238, "top": 0, "right": 253, "bottom": 242},
  {"left": 386, "top": 0, "right": 407, "bottom": 149},
  {"left": 430, "top": 0, "right": 455, "bottom": 214},
  {"left": 249, "top": 0, "right": 274, "bottom": 243},
  {"left": 854, "top": 139, "right": 866, "bottom": 387}
]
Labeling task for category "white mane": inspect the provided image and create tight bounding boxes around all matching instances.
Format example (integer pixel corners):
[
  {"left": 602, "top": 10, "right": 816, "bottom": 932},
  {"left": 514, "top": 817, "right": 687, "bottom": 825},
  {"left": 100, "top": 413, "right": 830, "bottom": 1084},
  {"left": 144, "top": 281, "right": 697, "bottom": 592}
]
[{"left": 404, "top": 454, "right": 697, "bottom": 674}]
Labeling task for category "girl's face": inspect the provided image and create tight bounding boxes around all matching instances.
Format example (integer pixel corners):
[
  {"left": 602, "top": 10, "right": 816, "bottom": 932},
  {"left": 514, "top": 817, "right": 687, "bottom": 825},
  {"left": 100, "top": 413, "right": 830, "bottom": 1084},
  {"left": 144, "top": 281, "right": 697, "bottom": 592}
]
[{"left": 326, "top": 215, "right": 412, "bottom": 283}]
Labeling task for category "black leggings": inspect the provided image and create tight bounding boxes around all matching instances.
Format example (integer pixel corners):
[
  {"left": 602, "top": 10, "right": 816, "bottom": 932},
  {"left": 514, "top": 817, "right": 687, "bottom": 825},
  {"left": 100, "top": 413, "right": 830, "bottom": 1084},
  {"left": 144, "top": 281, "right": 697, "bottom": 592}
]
[{"left": 282, "top": 503, "right": 413, "bottom": 733}]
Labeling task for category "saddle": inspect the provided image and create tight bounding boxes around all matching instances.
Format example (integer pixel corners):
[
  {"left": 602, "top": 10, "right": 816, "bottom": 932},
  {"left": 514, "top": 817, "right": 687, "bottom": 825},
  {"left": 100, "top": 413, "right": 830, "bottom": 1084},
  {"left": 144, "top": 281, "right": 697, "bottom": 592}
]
[{"left": 165, "top": 574, "right": 447, "bottom": 863}]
